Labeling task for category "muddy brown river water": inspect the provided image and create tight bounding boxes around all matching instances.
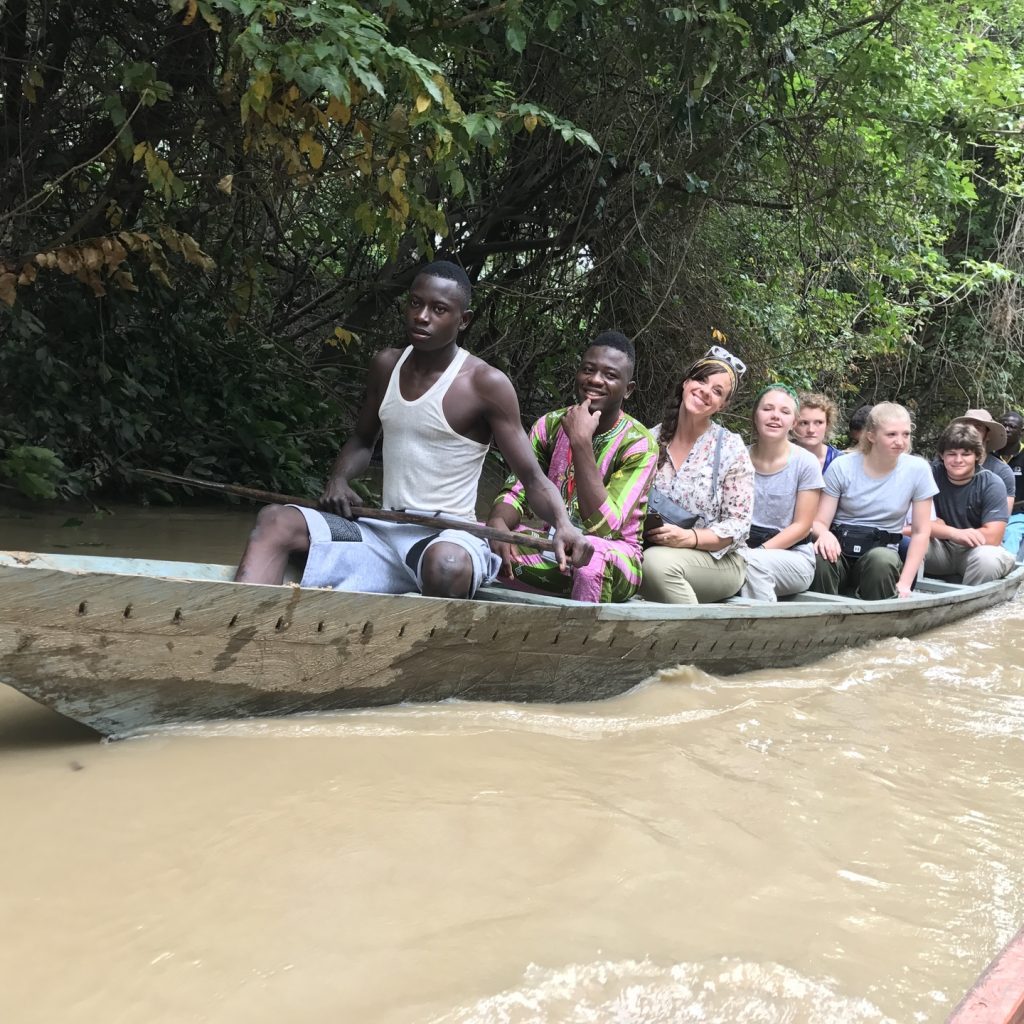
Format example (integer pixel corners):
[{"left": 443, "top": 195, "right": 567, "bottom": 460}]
[{"left": 1, "top": 503, "right": 1022, "bottom": 1023}]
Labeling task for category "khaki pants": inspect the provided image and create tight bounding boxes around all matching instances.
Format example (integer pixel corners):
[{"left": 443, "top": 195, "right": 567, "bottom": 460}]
[
  {"left": 639, "top": 548, "right": 746, "bottom": 605},
  {"left": 924, "top": 539, "right": 1016, "bottom": 586}
]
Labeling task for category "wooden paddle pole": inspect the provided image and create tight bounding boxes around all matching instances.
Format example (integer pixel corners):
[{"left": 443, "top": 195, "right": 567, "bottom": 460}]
[{"left": 138, "top": 469, "right": 561, "bottom": 554}]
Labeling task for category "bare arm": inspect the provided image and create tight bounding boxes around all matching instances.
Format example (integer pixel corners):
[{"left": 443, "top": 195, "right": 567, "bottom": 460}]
[
  {"left": 481, "top": 369, "right": 590, "bottom": 569},
  {"left": 643, "top": 523, "right": 731, "bottom": 551},
  {"left": 930, "top": 517, "right": 995, "bottom": 548},
  {"left": 320, "top": 349, "right": 396, "bottom": 516},
  {"left": 811, "top": 493, "right": 841, "bottom": 562},
  {"left": 898, "top": 498, "right": 933, "bottom": 597}
]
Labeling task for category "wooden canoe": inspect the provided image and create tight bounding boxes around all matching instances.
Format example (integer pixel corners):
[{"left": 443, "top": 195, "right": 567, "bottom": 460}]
[
  {"left": 948, "top": 925, "right": 1024, "bottom": 1024},
  {"left": 1, "top": 550, "right": 1021, "bottom": 737}
]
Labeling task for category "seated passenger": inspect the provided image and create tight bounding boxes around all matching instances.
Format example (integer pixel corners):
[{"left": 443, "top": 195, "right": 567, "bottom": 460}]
[
  {"left": 234, "top": 261, "right": 588, "bottom": 594},
  {"left": 793, "top": 392, "right": 844, "bottom": 472},
  {"left": 810, "top": 402, "right": 937, "bottom": 600},
  {"left": 845, "top": 404, "right": 872, "bottom": 451},
  {"left": 638, "top": 346, "right": 754, "bottom": 605},
  {"left": 487, "top": 331, "right": 657, "bottom": 602},
  {"left": 738, "top": 384, "right": 824, "bottom": 602},
  {"left": 924, "top": 423, "right": 1016, "bottom": 585},
  {"left": 994, "top": 410, "right": 1024, "bottom": 558},
  {"left": 949, "top": 409, "right": 1015, "bottom": 515}
]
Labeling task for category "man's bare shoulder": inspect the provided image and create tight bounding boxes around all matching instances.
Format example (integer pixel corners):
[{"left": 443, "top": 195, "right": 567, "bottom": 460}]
[
  {"left": 368, "top": 346, "right": 406, "bottom": 375},
  {"left": 462, "top": 353, "right": 516, "bottom": 404}
]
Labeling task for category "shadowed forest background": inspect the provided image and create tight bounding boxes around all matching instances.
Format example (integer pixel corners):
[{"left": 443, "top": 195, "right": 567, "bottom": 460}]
[{"left": 1, "top": 0, "right": 1022, "bottom": 502}]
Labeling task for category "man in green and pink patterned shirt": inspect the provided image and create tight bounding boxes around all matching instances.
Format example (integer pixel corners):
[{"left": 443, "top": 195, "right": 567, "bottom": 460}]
[{"left": 487, "top": 332, "right": 658, "bottom": 602}]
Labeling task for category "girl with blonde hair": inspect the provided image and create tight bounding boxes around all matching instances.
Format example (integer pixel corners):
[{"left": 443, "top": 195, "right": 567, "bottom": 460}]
[{"left": 810, "top": 402, "right": 937, "bottom": 600}]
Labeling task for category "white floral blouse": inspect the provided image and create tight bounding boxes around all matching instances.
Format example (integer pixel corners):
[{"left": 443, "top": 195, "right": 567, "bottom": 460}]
[{"left": 649, "top": 422, "right": 755, "bottom": 558}]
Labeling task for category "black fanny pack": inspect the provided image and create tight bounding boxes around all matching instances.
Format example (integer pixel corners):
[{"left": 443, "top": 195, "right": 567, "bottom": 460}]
[
  {"left": 833, "top": 524, "right": 902, "bottom": 560},
  {"left": 747, "top": 524, "right": 812, "bottom": 550},
  {"left": 648, "top": 486, "right": 699, "bottom": 529}
]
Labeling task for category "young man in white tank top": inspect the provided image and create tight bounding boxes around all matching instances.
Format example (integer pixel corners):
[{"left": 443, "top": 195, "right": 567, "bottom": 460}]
[{"left": 234, "top": 262, "right": 590, "bottom": 598}]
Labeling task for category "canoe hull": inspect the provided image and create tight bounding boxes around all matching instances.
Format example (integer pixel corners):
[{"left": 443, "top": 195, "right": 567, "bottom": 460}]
[{"left": 1, "top": 552, "right": 1021, "bottom": 736}]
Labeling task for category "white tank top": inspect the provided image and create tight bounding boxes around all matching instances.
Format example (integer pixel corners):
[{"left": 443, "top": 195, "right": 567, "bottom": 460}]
[{"left": 379, "top": 346, "right": 489, "bottom": 519}]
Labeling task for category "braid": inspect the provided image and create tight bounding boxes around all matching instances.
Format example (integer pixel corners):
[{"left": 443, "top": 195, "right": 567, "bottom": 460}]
[{"left": 656, "top": 387, "right": 683, "bottom": 468}]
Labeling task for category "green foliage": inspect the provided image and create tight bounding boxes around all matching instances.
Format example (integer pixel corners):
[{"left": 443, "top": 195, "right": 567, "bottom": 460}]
[
  {"left": 0, "top": 445, "right": 66, "bottom": 501},
  {"left": 1, "top": 0, "right": 1024, "bottom": 498}
]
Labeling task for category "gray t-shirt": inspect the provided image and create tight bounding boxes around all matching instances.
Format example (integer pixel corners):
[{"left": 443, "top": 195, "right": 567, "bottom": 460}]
[
  {"left": 751, "top": 444, "right": 824, "bottom": 557},
  {"left": 931, "top": 464, "right": 1009, "bottom": 529},
  {"left": 823, "top": 452, "right": 938, "bottom": 533},
  {"left": 982, "top": 453, "right": 1015, "bottom": 499}
]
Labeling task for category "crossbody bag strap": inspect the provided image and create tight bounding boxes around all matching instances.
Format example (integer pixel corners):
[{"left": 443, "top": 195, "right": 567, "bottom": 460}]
[{"left": 710, "top": 425, "right": 725, "bottom": 495}]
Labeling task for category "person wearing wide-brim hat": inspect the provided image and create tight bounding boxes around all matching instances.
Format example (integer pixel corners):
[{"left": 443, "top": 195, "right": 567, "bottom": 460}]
[{"left": 948, "top": 409, "right": 1015, "bottom": 515}]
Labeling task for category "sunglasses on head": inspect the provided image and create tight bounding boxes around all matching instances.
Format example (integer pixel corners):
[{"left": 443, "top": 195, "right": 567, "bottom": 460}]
[{"left": 705, "top": 345, "right": 747, "bottom": 377}]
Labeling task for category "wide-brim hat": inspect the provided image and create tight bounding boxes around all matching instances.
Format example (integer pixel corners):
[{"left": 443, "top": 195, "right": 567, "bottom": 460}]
[{"left": 950, "top": 409, "right": 1007, "bottom": 451}]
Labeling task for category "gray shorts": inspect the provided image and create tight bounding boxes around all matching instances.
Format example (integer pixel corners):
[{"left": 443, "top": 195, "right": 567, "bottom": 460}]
[{"left": 291, "top": 505, "right": 500, "bottom": 597}]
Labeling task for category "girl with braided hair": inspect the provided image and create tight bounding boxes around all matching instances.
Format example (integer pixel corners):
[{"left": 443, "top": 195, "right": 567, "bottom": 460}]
[{"left": 639, "top": 347, "right": 754, "bottom": 604}]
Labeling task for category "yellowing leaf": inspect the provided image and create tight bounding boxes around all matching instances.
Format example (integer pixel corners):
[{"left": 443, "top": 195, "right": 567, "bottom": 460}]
[
  {"left": 252, "top": 73, "right": 273, "bottom": 102},
  {"left": 711, "top": 327, "right": 728, "bottom": 343},
  {"left": 329, "top": 326, "right": 356, "bottom": 349},
  {"left": 326, "top": 97, "right": 351, "bottom": 124},
  {"left": 415, "top": 94, "right": 431, "bottom": 114},
  {"left": 523, "top": 114, "right": 538, "bottom": 133},
  {"left": 112, "top": 269, "right": 139, "bottom": 292},
  {"left": 182, "top": 0, "right": 198, "bottom": 26},
  {"left": 307, "top": 139, "right": 324, "bottom": 170},
  {"left": 133, "top": 142, "right": 149, "bottom": 163},
  {"left": 0, "top": 273, "right": 18, "bottom": 307},
  {"left": 217, "top": 173, "right": 234, "bottom": 194},
  {"left": 18, "top": 263, "right": 37, "bottom": 285},
  {"left": 56, "top": 249, "right": 81, "bottom": 274},
  {"left": 391, "top": 167, "right": 406, "bottom": 188}
]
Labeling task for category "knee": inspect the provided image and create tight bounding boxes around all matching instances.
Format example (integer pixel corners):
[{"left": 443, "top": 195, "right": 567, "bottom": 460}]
[
  {"left": 863, "top": 548, "right": 900, "bottom": 573},
  {"left": 250, "top": 504, "right": 308, "bottom": 550},
  {"left": 419, "top": 543, "right": 473, "bottom": 598}
]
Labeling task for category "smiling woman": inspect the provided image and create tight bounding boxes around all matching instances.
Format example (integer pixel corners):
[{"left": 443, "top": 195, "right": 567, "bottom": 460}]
[
  {"left": 638, "top": 348, "right": 754, "bottom": 605},
  {"left": 738, "top": 385, "right": 825, "bottom": 602}
]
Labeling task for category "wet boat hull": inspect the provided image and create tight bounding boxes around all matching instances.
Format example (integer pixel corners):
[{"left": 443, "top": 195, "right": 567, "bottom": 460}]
[{"left": 1, "top": 551, "right": 1021, "bottom": 736}]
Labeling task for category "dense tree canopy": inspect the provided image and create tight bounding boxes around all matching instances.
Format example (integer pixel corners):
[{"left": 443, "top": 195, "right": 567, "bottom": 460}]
[{"left": 1, "top": 0, "right": 1022, "bottom": 499}]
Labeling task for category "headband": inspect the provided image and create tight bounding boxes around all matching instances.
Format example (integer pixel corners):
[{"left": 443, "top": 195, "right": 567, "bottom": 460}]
[
  {"left": 688, "top": 357, "right": 738, "bottom": 389},
  {"left": 754, "top": 382, "right": 801, "bottom": 407}
]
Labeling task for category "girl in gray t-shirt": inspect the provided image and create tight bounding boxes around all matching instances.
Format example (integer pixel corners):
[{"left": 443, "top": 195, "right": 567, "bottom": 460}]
[
  {"left": 739, "top": 386, "right": 825, "bottom": 601},
  {"left": 812, "top": 402, "right": 937, "bottom": 600}
]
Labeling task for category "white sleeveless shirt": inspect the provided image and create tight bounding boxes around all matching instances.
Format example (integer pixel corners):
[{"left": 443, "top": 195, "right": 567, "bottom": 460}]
[{"left": 379, "top": 346, "right": 489, "bottom": 519}]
